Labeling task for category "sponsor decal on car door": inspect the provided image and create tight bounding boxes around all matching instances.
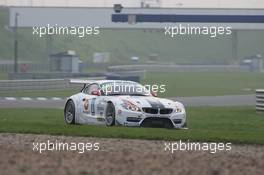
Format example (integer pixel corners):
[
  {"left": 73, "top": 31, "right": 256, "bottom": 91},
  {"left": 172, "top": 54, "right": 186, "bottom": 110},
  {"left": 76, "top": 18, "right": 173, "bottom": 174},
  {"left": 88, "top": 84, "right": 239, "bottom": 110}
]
[{"left": 81, "top": 95, "right": 96, "bottom": 123}]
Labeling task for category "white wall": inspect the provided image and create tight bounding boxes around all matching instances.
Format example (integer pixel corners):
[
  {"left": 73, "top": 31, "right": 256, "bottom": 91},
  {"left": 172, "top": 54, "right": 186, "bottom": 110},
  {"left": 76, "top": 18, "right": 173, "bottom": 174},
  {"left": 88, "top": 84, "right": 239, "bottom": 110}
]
[
  {"left": 1, "top": 0, "right": 264, "bottom": 9},
  {"left": 161, "top": 0, "right": 264, "bottom": 8}
]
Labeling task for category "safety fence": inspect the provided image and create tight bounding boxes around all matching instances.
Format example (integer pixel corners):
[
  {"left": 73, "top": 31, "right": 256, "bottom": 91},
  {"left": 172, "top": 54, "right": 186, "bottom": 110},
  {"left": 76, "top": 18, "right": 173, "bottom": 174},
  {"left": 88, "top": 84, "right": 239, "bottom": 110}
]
[{"left": 108, "top": 64, "right": 250, "bottom": 72}]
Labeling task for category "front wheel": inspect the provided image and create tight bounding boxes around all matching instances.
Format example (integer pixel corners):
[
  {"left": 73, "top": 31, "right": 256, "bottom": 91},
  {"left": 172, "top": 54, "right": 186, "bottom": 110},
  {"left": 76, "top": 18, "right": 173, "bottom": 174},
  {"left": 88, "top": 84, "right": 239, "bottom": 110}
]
[
  {"left": 64, "top": 100, "right": 75, "bottom": 124},
  {"left": 105, "top": 102, "right": 115, "bottom": 126}
]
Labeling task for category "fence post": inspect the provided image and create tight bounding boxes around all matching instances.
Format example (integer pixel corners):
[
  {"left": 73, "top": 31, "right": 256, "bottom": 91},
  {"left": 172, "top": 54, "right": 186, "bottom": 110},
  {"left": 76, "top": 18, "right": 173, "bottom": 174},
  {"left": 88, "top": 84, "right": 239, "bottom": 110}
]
[{"left": 256, "top": 89, "right": 264, "bottom": 112}]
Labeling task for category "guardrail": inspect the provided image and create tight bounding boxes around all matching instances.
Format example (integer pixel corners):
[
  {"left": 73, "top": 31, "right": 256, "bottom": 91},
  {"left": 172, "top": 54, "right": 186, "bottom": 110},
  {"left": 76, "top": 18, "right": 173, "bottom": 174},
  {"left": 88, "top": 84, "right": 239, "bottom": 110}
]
[
  {"left": 256, "top": 89, "right": 264, "bottom": 112},
  {"left": 0, "top": 77, "right": 105, "bottom": 91}
]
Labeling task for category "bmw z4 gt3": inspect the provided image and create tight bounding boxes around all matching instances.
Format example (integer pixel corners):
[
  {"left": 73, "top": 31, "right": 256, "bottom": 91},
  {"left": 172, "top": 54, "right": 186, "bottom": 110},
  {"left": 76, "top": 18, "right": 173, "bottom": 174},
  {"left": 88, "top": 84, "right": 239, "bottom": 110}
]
[{"left": 64, "top": 80, "right": 187, "bottom": 128}]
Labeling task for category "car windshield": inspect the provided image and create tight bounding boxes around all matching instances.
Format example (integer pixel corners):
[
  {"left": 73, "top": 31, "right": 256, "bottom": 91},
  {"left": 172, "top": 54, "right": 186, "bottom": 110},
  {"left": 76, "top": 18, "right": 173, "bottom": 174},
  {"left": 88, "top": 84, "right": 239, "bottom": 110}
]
[{"left": 100, "top": 82, "right": 150, "bottom": 96}]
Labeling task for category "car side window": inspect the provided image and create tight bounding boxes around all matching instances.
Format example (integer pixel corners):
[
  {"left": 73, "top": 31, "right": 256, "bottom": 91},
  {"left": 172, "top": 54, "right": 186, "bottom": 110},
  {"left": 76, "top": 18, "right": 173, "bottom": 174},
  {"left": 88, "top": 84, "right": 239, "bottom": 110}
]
[{"left": 83, "top": 84, "right": 99, "bottom": 95}]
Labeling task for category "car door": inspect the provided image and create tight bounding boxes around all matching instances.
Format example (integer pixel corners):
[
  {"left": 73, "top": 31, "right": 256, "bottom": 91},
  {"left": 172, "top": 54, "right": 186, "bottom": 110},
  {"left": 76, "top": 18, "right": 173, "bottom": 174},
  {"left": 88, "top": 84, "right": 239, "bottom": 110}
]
[{"left": 80, "top": 83, "right": 101, "bottom": 123}]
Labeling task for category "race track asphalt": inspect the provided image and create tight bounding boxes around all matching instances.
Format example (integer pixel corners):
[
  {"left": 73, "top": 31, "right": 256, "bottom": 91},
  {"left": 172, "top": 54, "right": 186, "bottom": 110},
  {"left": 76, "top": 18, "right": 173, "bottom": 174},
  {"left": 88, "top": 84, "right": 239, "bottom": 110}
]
[{"left": 0, "top": 94, "right": 255, "bottom": 108}]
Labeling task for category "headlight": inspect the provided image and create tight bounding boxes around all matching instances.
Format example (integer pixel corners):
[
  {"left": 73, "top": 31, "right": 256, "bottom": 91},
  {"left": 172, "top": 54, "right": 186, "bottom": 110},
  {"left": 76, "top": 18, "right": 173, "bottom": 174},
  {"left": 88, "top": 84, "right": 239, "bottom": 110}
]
[
  {"left": 121, "top": 100, "right": 141, "bottom": 112},
  {"left": 174, "top": 106, "right": 183, "bottom": 113}
]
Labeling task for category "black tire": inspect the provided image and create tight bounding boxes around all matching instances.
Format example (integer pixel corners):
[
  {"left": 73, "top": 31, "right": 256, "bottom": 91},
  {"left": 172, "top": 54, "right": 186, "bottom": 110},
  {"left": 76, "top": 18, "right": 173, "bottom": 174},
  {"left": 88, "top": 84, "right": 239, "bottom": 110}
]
[
  {"left": 64, "top": 100, "right": 75, "bottom": 124},
  {"left": 105, "top": 102, "right": 115, "bottom": 126}
]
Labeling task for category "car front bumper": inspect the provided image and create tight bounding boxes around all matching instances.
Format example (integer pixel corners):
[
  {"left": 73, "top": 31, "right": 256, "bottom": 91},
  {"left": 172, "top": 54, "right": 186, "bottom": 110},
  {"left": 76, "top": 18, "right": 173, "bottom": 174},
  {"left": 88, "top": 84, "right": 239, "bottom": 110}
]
[{"left": 115, "top": 108, "right": 187, "bottom": 128}]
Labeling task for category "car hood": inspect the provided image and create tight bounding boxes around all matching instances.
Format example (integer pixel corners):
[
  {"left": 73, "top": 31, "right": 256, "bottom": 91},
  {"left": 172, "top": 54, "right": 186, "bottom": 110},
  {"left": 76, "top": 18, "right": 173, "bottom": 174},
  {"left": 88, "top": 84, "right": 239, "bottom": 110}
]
[{"left": 116, "top": 95, "right": 180, "bottom": 109}]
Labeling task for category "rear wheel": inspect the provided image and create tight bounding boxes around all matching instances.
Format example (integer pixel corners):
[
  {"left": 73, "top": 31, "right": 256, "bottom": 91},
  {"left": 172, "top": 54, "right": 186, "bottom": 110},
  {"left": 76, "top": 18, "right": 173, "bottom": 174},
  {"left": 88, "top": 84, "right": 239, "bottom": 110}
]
[
  {"left": 64, "top": 100, "right": 75, "bottom": 124},
  {"left": 105, "top": 102, "right": 115, "bottom": 126}
]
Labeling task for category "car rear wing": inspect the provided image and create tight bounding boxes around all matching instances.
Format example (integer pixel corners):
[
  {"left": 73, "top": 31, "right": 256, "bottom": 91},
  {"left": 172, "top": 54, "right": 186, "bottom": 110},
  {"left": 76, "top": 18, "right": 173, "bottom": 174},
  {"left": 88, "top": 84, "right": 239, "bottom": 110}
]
[
  {"left": 69, "top": 77, "right": 105, "bottom": 85},
  {"left": 69, "top": 79, "right": 94, "bottom": 85},
  {"left": 69, "top": 77, "right": 105, "bottom": 92}
]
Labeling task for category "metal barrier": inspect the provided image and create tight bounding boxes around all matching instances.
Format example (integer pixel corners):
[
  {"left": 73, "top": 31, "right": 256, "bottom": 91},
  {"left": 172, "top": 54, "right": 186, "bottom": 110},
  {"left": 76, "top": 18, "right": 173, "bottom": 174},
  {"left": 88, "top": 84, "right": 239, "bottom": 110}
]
[
  {"left": 256, "top": 89, "right": 264, "bottom": 112},
  {"left": 0, "top": 79, "right": 78, "bottom": 91},
  {"left": 0, "top": 77, "right": 104, "bottom": 91}
]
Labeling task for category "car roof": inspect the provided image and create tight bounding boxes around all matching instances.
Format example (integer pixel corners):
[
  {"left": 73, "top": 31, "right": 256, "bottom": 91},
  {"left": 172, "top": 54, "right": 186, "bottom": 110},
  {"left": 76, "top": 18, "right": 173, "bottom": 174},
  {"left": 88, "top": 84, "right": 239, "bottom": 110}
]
[
  {"left": 94, "top": 80, "right": 138, "bottom": 85},
  {"left": 69, "top": 79, "right": 138, "bottom": 85}
]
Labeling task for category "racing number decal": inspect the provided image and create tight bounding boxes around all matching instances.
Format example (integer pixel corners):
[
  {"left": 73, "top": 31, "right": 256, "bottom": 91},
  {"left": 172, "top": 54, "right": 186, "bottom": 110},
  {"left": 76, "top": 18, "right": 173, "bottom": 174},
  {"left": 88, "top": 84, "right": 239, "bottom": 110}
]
[
  {"left": 83, "top": 98, "right": 89, "bottom": 112},
  {"left": 91, "top": 98, "right": 96, "bottom": 116},
  {"left": 82, "top": 98, "right": 90, "bottom": 114}
]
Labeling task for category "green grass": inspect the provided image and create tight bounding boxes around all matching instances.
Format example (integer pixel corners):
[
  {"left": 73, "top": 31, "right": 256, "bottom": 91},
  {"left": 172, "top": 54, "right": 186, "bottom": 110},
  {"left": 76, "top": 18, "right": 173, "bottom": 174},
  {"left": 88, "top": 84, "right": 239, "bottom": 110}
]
[
  {"left": 0, "top": 106, "right": 263, "bottom": 144},
  {"left": 142, "top": 71, "right": 264, "bottom": 97}
]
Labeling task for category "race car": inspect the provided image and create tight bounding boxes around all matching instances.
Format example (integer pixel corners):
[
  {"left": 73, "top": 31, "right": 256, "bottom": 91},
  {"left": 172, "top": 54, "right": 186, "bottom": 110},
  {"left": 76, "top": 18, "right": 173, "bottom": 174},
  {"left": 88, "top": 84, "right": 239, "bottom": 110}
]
[{"left": 64, "top": 80, "right": 187, "bottom": 128}]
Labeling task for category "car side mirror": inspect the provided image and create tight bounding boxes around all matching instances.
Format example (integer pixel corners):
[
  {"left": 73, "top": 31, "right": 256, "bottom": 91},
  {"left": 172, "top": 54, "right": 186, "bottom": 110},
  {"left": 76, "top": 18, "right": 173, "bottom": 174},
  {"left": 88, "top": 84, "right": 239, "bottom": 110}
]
[{"left": 91, "top": 90, "right": 101, "bottom": 96}]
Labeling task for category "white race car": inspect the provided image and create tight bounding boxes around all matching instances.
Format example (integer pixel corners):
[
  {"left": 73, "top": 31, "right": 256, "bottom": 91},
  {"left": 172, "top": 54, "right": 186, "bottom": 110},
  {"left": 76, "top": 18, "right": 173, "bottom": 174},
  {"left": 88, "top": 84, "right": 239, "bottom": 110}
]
[{"left": 64, "top": 80, "right": 187, "bottom": 128}]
